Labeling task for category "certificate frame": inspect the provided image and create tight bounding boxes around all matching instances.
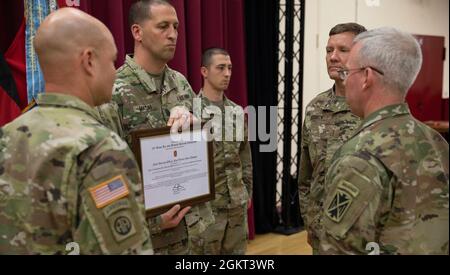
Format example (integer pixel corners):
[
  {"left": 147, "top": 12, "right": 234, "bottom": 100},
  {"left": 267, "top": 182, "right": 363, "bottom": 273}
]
[{"left": 130, "top": 125, "right": 215, "bottom": 217}]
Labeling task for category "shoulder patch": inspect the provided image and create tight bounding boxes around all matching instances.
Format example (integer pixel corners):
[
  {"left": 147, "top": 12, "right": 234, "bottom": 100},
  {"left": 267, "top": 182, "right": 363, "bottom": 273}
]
[
  {"left": 326, "top": 189, "right": 352, "bottom": 223},
  {"left": 89, "top": 175, "right": 130, "bottom": 209},
  {"left": 326, "top": 180, "right": 360, "bottom": 223}
]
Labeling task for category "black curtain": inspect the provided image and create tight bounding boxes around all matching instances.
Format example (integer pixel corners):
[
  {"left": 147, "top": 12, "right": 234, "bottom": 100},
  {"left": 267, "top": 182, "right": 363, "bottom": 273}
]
[{"left": 245, "top": 0, "right": 279, "bottom": 234}]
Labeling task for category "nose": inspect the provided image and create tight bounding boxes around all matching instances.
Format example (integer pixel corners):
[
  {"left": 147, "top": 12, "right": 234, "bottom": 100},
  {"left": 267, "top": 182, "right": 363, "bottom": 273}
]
[
  {"left": 330, "top": 50, "right": 340, "bottom": 62},
  {"left": 224, "top": 68, "right": 231, "bottom": 77},
  {"left": 168, "top": 25, "right": 178, "bottom": 41}
]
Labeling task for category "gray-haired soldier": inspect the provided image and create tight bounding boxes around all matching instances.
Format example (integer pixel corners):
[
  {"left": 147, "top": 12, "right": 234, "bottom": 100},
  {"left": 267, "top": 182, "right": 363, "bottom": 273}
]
[{"left": 320, "top": 27, "right": 449, "bottom": 255}]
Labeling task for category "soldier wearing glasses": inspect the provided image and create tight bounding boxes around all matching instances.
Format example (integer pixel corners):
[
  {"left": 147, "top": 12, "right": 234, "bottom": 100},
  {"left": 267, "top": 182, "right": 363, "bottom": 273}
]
[{"left": 320, "top": 27, "right": 449, "bottom": 255}]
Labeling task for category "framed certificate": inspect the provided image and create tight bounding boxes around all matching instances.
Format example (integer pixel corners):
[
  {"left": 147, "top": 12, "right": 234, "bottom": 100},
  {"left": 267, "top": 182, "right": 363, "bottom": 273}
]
[{"left": 130, "top": 126, "right": 215, "bottom": 217}]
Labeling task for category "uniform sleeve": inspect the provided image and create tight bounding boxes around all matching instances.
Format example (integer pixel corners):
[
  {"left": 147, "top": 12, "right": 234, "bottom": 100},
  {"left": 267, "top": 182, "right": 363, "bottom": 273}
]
[
  {"left": 319, "top": 153, "right": 392, "bottom": 255},
  {"left": 97, "top": 102, "right": 125, "bottom": 139},
  {"left": 148, "top": 215, "right": 163, "bottom": 235},
  {"left": 240, "top": 121, "right": 253, "bottom": 199},
  {"left": 298, "top": 119, "right": 313, "bottom": 228},
  {"left": 73, "top": 137, "right": 153, "bottom": 255}
]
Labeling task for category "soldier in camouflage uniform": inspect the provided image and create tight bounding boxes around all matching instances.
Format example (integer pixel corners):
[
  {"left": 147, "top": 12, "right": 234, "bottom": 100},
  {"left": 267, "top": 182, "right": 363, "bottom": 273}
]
[
  {"left": 320, "top": 27, "right": 449, "bottom": 255},
  {"left": 98, "top": 0, "right": 214, "bottom": 255},
  {"left": 0, "top": 8, "right": 152, "bottom": 255},
  {"left": 298, "top": 23, "right": 366, "bottom": 254},
  {"left": 192, "top": 48, "right": 253, "bottom": 255}
]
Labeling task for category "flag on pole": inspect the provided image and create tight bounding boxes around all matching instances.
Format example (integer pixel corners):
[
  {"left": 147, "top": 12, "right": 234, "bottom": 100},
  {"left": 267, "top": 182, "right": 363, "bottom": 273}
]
[{"left": 24, "top": 0, "right": 58, "bottom": 104}]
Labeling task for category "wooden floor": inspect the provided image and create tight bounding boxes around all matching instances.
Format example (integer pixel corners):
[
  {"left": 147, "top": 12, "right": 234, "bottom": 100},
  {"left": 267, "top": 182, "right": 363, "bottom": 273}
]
[{"left": 246, "top": 231, "right": 312, "bottom": 255}]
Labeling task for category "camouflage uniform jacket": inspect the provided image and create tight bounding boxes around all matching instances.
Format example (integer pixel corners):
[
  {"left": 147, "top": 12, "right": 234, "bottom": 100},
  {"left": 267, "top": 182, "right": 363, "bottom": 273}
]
[
  {"left": 0, "top": 93, "right": 152, "bottom": 255},
  {"left": 101, "top": 55, "right": 214, "bottom": 247},
  {"left": 197, "top": 92, "right": 253, "bottom": 209},
  {"left": 112, "top": 55, "right": 195, "bottom": 145},
  {"left": 298, "top": 87, "right": 360, "bottom": 236},
  {"left": 320, "top": 103, "right": 449, "bottom": 255}
]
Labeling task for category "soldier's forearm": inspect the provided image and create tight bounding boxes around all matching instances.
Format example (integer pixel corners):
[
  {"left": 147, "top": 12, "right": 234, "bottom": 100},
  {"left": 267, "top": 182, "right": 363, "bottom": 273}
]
[{"left": 148, "top": 215, "right": 163, "bottom": 235}]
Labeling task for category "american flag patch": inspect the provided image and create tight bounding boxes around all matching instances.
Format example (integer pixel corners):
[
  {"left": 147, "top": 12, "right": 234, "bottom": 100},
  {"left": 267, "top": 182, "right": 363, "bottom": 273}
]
[{"left": 89, "top": 175, "right": 130, "bottom": 209}]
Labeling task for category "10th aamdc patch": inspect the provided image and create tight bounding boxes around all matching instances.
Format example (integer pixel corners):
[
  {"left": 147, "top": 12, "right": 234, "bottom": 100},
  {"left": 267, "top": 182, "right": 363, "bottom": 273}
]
[
  {"left": 89, "top": 175, "right": 130, "bottom": 209},
  {"left": 326, "top": 180, "right": 360, "bottom": 223}
]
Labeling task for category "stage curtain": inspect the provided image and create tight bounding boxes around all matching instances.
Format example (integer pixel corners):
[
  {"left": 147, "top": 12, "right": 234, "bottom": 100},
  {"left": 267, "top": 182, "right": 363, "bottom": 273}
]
[
  {"left": 0, "top": 0, "right": 28, "bottom": 126},
  {"left": 0, "top": 0, "right": 255, "bottom": 239},
  {"left": 245, "top": 0, "right": 280, "bottom": 234},
  {"left": 75, "top": 0, "right": 254, "bottom": 238}
]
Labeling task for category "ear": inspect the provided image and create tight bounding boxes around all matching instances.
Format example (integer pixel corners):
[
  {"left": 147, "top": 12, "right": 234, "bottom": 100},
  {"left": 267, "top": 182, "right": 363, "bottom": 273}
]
[
  {"left": 131, "top": 24, "right": 142, "bottom": 42},
  {"left": 362, "top": 67, "right": 374, "bottom": 90},
  {"left": 201, "top": 66, "right": 208, "bottom": 79},
  {"left": 81, "top": 48, "right": 95, "bottom": 77}
]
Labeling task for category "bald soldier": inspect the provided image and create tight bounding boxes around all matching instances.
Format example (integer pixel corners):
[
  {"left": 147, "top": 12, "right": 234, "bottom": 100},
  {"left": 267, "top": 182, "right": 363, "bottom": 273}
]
[
  {"left": 0, "top": 8, "right": 152, "bottom": 255},
  {"left": 320, "top": 27, "right": 449, "bottom": 255}
]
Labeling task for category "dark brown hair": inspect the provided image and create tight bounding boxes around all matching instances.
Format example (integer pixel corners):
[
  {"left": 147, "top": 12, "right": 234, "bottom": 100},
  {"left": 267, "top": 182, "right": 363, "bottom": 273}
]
[{"left": 329, "top": 23, "right": 367, "bottom": 36}]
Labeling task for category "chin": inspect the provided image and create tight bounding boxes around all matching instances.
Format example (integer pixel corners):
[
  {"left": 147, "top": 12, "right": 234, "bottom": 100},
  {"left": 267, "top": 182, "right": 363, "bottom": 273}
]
[
  {"left": 328, "top": 74, "right": 340, "bottom": 81},
  {"left": 164, "top": 51, "right": 176, "bottom": 59}
]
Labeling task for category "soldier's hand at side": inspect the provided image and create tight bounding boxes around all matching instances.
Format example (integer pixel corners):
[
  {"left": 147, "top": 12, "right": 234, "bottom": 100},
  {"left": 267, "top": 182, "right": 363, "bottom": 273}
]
[
  {"left": 160, "top": 204, "right": 191, "bottom": 230},
  {"left": 247, "top": 199, "right": 252, "bottom": 210}
]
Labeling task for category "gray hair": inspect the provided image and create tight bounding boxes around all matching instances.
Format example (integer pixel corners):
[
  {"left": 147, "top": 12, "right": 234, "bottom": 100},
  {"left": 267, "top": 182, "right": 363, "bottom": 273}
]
[{"left": 354, "top": 27, "right": 423, "bottom": 94}]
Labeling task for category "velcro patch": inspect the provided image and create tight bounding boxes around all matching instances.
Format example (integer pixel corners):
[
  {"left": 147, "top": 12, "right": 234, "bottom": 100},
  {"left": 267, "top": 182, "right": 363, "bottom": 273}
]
[
  {"left": 108, "top": 211, "right": 137, "bottom": 243},
  {"left": 89, "top": 175, "right": 130, "bottom": 209},
  {"left": 337, "top": 180, "right": 360, "bottom": 198},
  {"left": 326, "top": 189, "right": 353, "bottom": 223}
]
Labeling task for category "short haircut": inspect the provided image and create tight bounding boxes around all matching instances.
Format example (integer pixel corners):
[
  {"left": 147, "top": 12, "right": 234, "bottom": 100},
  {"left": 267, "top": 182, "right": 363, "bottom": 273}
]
[
  {"left": 128, "top": 0, "right": 173, "bottom": 27},
  {"left": 329, "top": 22, "right": 367, "bottom": 37},
  {"left": 201, "top": 47, "right": 230, "bottom": 67},
  {"left": 354, "top": 27, "right": 423, "bottom": 94}
]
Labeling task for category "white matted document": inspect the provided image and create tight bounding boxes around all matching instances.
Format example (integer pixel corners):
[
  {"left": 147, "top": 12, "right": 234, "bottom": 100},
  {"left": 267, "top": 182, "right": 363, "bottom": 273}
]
[{"left": 131, "top": 126, "right": 215, "bottom": 217}]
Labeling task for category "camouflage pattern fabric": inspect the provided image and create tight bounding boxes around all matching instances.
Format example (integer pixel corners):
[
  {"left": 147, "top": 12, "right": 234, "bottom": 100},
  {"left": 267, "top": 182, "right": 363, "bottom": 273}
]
[
  {"left": 0, "top": 93, "right": 152, "bottom": 255},
  {"left": 111, "top": 55, "right": 194, "bottom": 146},
  {"left": 298, "top": 87, "right": 360, "bottom": 253},
  {"left": 320, "top": 103, "right": 449, "bottom": 255},
  {"left": 190, "top": 92, "right": 252, "bottom": 255},
  {"left": 197, "top": 206, "right": 248, "bottom": 255},
  {"left": 98, "top": 55, "right": 214, "bottom": 255}
]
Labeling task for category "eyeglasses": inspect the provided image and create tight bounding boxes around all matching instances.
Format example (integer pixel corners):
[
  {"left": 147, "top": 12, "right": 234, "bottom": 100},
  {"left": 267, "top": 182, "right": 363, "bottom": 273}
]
[{"left": 337, "top": 66, "right": 384, "bottom": 81}]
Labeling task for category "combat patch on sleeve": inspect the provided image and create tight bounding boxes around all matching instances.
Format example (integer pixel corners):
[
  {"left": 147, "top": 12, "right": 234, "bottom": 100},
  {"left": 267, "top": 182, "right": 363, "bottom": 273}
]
[
  {"left": 326, "top": 180, "right": 360, "bottom": 223},
  {"left": 89, "top": 175, "right": 130, "bottom": 209}
]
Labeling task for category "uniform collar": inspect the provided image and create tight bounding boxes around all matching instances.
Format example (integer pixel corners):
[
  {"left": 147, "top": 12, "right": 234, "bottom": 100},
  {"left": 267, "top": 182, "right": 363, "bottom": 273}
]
[
  {"left": 35, "top": 93, "right": 103, "bottom": 123},
  {"left": 323, "top": 86, "right": 352, "bottom": 113},
  {"left": 353, "top": 103, "right": 411, "bottom": 136},
  {"left": 124, "top": 55, "right": 177, "bottom": 96},
  {"left": 197, "top": 89, "right": 232, "bottom": 106}
]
